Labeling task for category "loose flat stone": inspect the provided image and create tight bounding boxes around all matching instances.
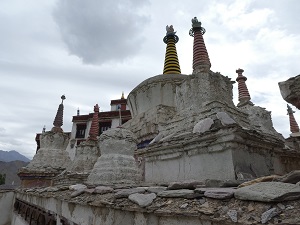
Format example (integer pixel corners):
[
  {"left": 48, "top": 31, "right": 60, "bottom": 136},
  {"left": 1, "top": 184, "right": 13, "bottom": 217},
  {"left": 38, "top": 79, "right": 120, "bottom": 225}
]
[
  {"left": 84, "top": 188, "right": 95, "bottom": 194},
  {"left": 115, "top": 187, "right": 146, "bottom": 198},
  {"left": 71, "top": 189, "right": 85, "bottom": 197},
  {"left": 157, "top": 189, "right": 194, "bottom": 198},
  {"left": 147, "top": 186, "right": 167, "bottom": 193},
  {"left": 216, "top": 112, "right": 236, "bottom": 126},
  {"left": 201, "top": 188, "right": 236, "bottom": 199},
  {"left": 193, "top": 118, "right": 214, "bottom": 134},
  {"left": 94, "top": 186, "right": 114, "bottom": 194},
  {"left": 227, "top": 209, "right": 238, "bottom": 222},
  {"left": 235, "top": 182, "right": 300, "bottom": 202},
  {"left": 69, "top": 184, "right": 87, "bottom": 191},
  {"left": 128, "top": 193, "right": 156, "bottom": 207},
  {"left": 167, "top": 180, "right": 204, "bottom": 190},
  {"left": 261, "top": 208, "right": 278, "bottom": 224}
]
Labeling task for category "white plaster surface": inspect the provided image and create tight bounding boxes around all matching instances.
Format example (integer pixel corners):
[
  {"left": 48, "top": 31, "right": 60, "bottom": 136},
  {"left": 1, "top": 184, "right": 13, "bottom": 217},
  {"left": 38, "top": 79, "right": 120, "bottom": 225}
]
[
  {"left": 128, "top": 74, "right": 187, "bottom": 117},
  {"left": 0, "top": 191, "right": 14, "bottom": 225},
  {"left": 144, "top": 149, "right": 235, "bottom": 183}
]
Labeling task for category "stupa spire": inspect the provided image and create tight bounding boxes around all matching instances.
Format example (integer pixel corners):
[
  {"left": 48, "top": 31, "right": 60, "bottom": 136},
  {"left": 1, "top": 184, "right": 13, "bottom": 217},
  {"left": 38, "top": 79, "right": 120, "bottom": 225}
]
[
  {"left": 236, "top": 69, "right": 253, "bottom": 107},
  {"left": 163, "top": 25, "right": 181, "bottom": 74},
  {"left": 88, "top": 104, "right": 100, "bottom": 141},
  {"left": 287, "top": 104, "right": 300, "bottom": 134},
  {"left": 189, "top": 17, "right": 211, "bottom": 73},
  {"left": 121, "top": 91, "right": 125, "bottom": 99},
  {"left": 52, "top": 95, "right": 66, "bottom": 132}
]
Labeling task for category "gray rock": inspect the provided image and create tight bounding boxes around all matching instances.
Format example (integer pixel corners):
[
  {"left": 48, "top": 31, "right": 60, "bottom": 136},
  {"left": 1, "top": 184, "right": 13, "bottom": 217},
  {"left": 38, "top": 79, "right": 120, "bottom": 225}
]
[
  {"left": 115, "top": 187, "right": 146, "bottom": 198},
  {"left": 167, "top": 180, "right": 204, "bottom": 190},
  {"left": 147, "top": 186, "right": 167, "bottom": 193},
  {"left": 71, "top": 189, "right": 85, "bottom": 197},
  {"left": 286, "top": 205, "right": 294, "bottom": 210},
  {"left": 277, "top": 203, "right": 285, "bottom": 210},
  {"left": 193, "top": 118, "right": 214, "bottom": 134},
  {"left": 84, "top": 188, "right": 95, "bottom": 194},
  {"left": 227, "top": 209, "right": 238, "bottom": 222},
  {"left": 261, "top": 208, "right": 278, "bottom": 224},
  {"left": 69, "top": 184, "right": 87, "bottom": 191},
  {"left": 235, "top": 182, "right": 300, "bottom": 202},
  {"left": 128, "top": 193, "right": 156, "bottom": 207},
  {"left": 94, "top": 186, "right": 114, "bottom": 194},
  {"left": 201, "top": 188, "right": 236, "bottom": 199},
  {"left": 157, "top": 189, "right": 194, "bottom": 198},
  {"left": 149, "top": 133, "right": 164, "bottom": 145},
  {"left": 198, "top": 198, "right": 206, "bottom": 205},
  {"left": 180, "top": 203, "right": 188, "bottom": 209},
  {"left": 216, "top": 112, "right": 236, "bottom": 126}
]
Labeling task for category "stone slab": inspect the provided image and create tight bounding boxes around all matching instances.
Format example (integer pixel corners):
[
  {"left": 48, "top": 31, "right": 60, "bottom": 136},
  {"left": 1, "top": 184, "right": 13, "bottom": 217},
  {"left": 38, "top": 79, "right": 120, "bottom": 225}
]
[
  {"left": 157, "top": 189, "right": 194, "bottom": 198},
  {"left": 193, "top": 118, "right": 214, "bottom": 134},
  {"left": 69, "top": 184, "right": 87, "bottom": 191},
  {"left": 216, "top": 112, "right": 236, "bottom": 126},
  {"left": 167, "top": 180, "right": 204, "bottom": 190},
  {"left": 235, "top": 182, "right": 300, "bottom": 202},
  {"left": 115, "top": 188, "right": 146, "bottom": 198},
  {"left": 94, "top": 186, "right": 114, "bottom": 194},
  {"left": 195, "top": 188, "right": 236, "bottom": 199},
  {"left": 147, "top": 186, "right": 167, "bottom": 193},
  {"left": 128, "top": 193, "right": 156, "bottom": 207}
]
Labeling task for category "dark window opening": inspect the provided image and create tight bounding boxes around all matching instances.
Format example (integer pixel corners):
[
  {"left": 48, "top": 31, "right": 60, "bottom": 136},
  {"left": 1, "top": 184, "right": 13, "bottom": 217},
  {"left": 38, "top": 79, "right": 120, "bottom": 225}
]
[
  {"left": 99, "top": 121, "right": 111, "bottom": 134},
  {"left": 76, "top": 124, "right": 86, "bottom": 138}
]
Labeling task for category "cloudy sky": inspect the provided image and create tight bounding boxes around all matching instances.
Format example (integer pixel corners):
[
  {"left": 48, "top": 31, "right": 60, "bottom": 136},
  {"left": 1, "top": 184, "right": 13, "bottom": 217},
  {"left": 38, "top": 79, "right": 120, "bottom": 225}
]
[{"left": 0, "top": 0, "right": 299, "bottom": 159}]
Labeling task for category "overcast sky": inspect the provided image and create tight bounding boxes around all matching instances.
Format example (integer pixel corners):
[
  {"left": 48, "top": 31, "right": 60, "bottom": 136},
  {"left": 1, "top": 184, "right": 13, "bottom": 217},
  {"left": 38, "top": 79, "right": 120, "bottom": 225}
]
[{"left": 0, "top": 0, "right": 299, "bottom": 159}]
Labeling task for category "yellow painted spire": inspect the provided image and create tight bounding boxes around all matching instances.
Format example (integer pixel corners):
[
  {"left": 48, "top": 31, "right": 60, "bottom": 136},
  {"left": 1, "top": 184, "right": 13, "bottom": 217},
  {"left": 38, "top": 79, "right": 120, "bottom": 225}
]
[
  {"left": 163, "top": 25, "right": 181, "bottom": 74},
  {"left": 121, "top": 91, "right": 125, "bottom": 99}
]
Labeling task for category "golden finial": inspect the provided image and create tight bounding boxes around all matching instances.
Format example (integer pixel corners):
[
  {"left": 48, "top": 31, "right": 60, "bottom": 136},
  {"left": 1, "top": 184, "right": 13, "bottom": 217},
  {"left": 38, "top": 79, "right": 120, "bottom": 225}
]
[{"left": 121, "top": 91, "right": 125, "bottom": 99}]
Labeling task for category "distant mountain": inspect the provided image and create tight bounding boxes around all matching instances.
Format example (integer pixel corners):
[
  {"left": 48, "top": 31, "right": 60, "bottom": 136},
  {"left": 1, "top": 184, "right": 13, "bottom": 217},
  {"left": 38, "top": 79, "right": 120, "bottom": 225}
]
[
  {"left": 0, "top": 150, "right": 30, "bottom": 162},
  {"left": 0, "top": 160, "right": 29, "bottom": 185}
]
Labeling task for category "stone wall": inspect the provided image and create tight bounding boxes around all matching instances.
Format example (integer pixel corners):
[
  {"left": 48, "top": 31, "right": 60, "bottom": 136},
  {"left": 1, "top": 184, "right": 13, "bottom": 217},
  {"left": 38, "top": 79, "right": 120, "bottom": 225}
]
[
  {"left": 13, "top": 192, "right": 223, "bottom": 225},
  {"left": 0, "top": 191, "right": 14, "bottom": 225},
  {"left": 139, "top": 126, "right": 295, "bottom": 183}
]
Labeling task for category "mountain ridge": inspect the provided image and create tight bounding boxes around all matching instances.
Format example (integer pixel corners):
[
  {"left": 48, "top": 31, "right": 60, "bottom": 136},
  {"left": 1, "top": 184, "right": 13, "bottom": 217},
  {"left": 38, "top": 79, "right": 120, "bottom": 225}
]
[{"left": 0, "top": 150, "right": 31, "bottom": 162}]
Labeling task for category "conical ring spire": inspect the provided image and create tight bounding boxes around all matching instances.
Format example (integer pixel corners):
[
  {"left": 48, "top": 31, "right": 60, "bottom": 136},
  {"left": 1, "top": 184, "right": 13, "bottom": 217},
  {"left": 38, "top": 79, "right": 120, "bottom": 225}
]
[
  {"left": 236, "top": 69, "right": 253, "bottom": 107},
  {"left": 52, "top": 95, "right": 66, "bottom": 133},
  {"left": 88, "top": 104, "right": 100, "bottom": 141},
  {"left": 287, "top": 104, "right": 300, "bottom": 134},
  {"left": 163, "top": 25, "right": 181, "bottom": 74},
  {"left": 189, "top": 17, "right": 211, "bottom": 73}
]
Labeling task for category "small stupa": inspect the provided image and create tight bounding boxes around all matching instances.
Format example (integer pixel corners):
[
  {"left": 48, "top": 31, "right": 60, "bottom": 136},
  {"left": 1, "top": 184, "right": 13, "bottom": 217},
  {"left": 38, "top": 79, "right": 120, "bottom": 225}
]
[
  {"left": 18, "top": 95, "right": 71, "bottom": 187},
  {"left": 54, "top": 104, "right": 101, "bottom": 185}
]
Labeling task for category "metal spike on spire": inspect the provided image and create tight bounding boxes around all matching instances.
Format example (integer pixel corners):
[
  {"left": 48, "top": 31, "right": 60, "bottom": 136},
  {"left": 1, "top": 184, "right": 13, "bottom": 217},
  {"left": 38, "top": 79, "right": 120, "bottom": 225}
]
[
  {"left": 236, "top": 69, "right": 254, "bottom": 107},
  {"left": 287, "top": 104, "right": 300, "bottom": 134},
  {"left": 163, "top": 25, "right": 181, "bottom": 74},
  {"left": 189, "top": 17, "right": 211, "bottom": 73},
  {"left": 51, "top": 95, "right": 65, "bottom": 132},
  {"left": 88, "top": 104, "right": 99, "bottom": 141}
]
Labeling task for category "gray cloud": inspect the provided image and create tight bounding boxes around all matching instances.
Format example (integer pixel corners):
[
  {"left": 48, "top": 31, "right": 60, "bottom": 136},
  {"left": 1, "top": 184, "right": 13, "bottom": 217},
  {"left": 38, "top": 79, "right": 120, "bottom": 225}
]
[{"left": 53, "top": 0, "right": 150, "bottom": 64}]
